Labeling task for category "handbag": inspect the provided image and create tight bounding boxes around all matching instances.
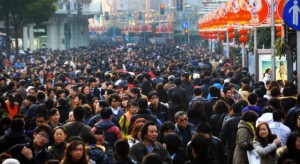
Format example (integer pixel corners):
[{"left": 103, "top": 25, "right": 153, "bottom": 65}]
[{"left": 247, "top": 150, "right": 260, "bottom": 164}]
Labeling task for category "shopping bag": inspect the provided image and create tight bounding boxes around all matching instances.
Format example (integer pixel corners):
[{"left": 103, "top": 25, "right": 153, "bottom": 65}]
[{"left": 247, "top": 150, "right": 260, "bottom": 164}]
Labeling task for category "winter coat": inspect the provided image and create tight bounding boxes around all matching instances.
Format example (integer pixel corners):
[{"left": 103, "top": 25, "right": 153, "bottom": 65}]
[
  {"left": 94, "top": 119, "right": 122, "bottom": 148},
  {"left": 63, "top": 120, "right": 91, "bottom": 141},
  {"left": 48, "top": 142, "right": 67, "bottom": 161},
  {"left": 232, "top": 120, "right": 255, "bottom": 164},
  {"left": 130, "top": 141, "right": 172, "bottom": 164},
  {"left": 148, "top": 102, "right": 171, "bottom": 123},
  {"left": 219, "top": 114, "right": 242, "bottom": 163},
  {"left": 0, "top": 131, "right": 32, "bottom": 153},
  {"left": 253, "top": 140, "right": 278, "bottom": 164}
]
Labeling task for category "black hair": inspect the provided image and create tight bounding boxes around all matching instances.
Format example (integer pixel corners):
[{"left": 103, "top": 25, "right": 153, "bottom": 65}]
[
  {"left": 247, "top": 93, "right": 258, "bottom": 105},
  {"left": 114, "top": 139, "right": 130, "bottom": 157},
  {"left": 147, "top": 91, "right": 159, "bottom": 100},
  {"left": 242, "top": 110, "right": 258, "bottom": 122},
  {"left": 34, "top": 124, "right": 52, "bottom": 138},
  {"left": 231, "top": 103, "right": 243, "bottom": 114},
  {"left": 272, "top": 109, "right": 286, "bottom": 122},
  {"left": 140, "top": 121, "right": 157, "bottom": 141},
  {"left": 10, "top": 118, "right": 24, "bottom": 132},
  {"left": 73, "top": 107, "right": 85, "bottom": 121},
  {"left": 100, "top": 107, "right": 112, "bottom": 119},
  {"left": 194, "top": 88, "right": 202, "bottom": 96},
  {"left": 80, "top": 133, "right": 96, "bottom": 145}
]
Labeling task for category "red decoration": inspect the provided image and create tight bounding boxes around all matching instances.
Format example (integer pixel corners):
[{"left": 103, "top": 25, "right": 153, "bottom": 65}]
[
  {"left": 220, "top": 35, "right": 225, "bottom": 40},
  {"left": 228, "top": 33, "right": 235, "bottom": 38},
  {"left": 276, "top": 26, "right": 281, "bottom": 31},
  {"left": 228, "top": 27, "right": 234, "bottom": 33},
  {"left": 239, "top": 35, "right": 247, "bottom": 42},
  {"left": 276, "top": 32, "right": 282, "bottom": 37},
  {"left": 220, "top": 31, "right": 225, "bottom": 35},
  {"left": 239, "top": 29, "right": 248, "bottom": 35}
]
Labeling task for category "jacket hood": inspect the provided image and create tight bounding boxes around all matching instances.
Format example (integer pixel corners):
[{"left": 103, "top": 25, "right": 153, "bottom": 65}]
[{"left": 94, "top": 120, "right": 115, "bottom": 130}]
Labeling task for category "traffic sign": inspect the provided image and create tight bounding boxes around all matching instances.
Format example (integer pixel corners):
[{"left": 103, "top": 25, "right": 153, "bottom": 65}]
[
  {"left": 283, "top": 0, "right": 300, "bottom": 30},
  {"left": 182, "top": 22, "right": 188, "bottom": 29}
]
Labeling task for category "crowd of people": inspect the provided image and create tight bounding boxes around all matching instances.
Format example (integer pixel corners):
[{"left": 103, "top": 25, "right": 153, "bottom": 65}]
[{"left": 0, "top": 41, "right": 299, "bottom": 164}]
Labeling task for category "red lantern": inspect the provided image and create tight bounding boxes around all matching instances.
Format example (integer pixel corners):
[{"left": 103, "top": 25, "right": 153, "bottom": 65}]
[
  {"left": 276, "top": 26, "right": 282, "bottom": 31},
  {"left": 228, "top": 27, "right": 234, "bottom": 33},
  {"left": 239, "top": 35, "right": 247, "bottom": 42},
  {"left": 220, "top": 35, "right": 225, "bottom": 41},
  {"left": 228, "top": 33, "right": 235, "bottom": 38},
  {"left": 276, "top": 32, "right": 282, "bottom": 37},
  {"left": 239, "top": 29, "right": 248, "bottom": 35},
  {"left": 219, "top": 31, "right": 225, "bottom": 35}
]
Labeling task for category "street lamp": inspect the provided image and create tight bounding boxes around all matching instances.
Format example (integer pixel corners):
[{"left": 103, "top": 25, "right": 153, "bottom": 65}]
[{"left": 185, "top": 4, "right": 192, "bottom": 44}]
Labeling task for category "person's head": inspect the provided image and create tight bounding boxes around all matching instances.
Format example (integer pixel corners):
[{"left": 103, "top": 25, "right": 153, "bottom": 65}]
[
  {"left": 148, "top": 91, "right": 159, "bottom": 105},
  {"left": 80, "top": 133, "right": 96, "bottom": 145},
  {"left": 194, "top": 88, "right": 202, "bottom": 96},
  {"left": 131, "top": 122, "right": 144, "bottom": 140},
  {"left": 48, "top": 108, "right": 60, "bottom": 123},
  {"left": 137, "top": 98, "right": 148, "bottom": 110},
  {"left": 262, "top": 105, "right": 275, "bottom": 114},
  {"left": 36, "top": 91, "right": 46, "bottom": 101},
  {"left": 140, "top": 121, "right": 158, "bottom": 143},
  {"left": 74, "top": 93, "right": 88, "bottom": 106},
  {"left": 94, "top": 129, "right": 105, "bottom": 146},
  {"left": 160, "top": 121, "right": 175, "bottom": 138},
  {"left": 95, "top": 100, "right": 109, "bottom": 114},
  {"left": 68, "top": 111, "right": 74, "bottom": 122},
  {"left": 73, "top": 107, "right": 85, "bottom": 121},
  {"left": 242, "top": 110, "right": 259, "bottom": 124},
  {"left": 272, "top": 109, "right": 286, "bottom": 122},
  {"left": 130, "top": 87, "right": 140, "bottom": 99},
  {"left": 63, "top": 140, "right": 89, "bottom": 163},
  {"left": 100, "top": 107, "right": 112, "bottom": 119},
  {"left": 108, "top": 93, "right": 121, "bottom": 108},
  {"left": 286, "top": 132, "right": 300, "bottom": 153},
  {"left": 214, "top": 100, "right": 229, "bottom": 114},
  {"left": 142, "top": 153, "right": 163, "bottom": 164},
  {"left": 35, "top": 112, "right": 49, "bottom": 126},
  {"left": 174, "top": 111, "right": 188, "bottom": 128},
  {"left": 53, "top": 126, "right": 67, "bottom": 144},
  {"left": 190, "top": 134, "right": 211, "bottom": 158},
  {"left": 24, "top": 95, "right": 36, "bottom": 106},
  {"left": 10, "top": 118, "right": 25, "bottom": 132},
  {"left": 174, "top": 78, "right": 182, "bottom": 86},
  {"left": 33, "top": 125, "right": 52, "bottom": 148},
  {"left": 270, "top": 87, "right": 281, "bottom": 97},
  {"left": 209, "top": 86, "right": 220, "bottom": 98},
  {"left": 196, "top": 122, "right": 212, "bottom": 138},
  {"left": 164, "top": 133, "right": 183, "bottom": 154},
  {"left": 114, "top": 139, "right": 130, "bottom": 158},
  {"left": 223, "top": 87, "right": 232, "bottom": 99},
  {"left": 283, "top": 87, "right": 293, "bottom": 97},
  {"left": 255, "top": 122, "right": 273, "bottom": 144},
  {"left": 127, "top": 101, "right": 138, "bottom": 115},
  {"left": 268, "top": 98, "right": 282, "bottom": 110},
  {"left": 247, "top": 93, "right": 258, "bottom": 105},
  {"left": 231, "top": 102, "right": 243, "bottom": 114},
  {"left": 265, "top": 68, "right": 272, "bottom": 75}
]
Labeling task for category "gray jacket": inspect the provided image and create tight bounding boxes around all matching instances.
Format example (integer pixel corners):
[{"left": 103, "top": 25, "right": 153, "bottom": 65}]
[{"left": 253, "top": 140, "right": 278, "bottom": 164}]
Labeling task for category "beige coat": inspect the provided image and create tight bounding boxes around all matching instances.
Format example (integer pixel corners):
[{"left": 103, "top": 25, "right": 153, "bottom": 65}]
[{"left": 232, "top": 120, "right": 255, "bottom": 164}]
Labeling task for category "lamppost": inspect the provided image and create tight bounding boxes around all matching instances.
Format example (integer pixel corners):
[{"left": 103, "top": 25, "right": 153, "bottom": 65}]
[{"left": 185, "top": 4, "right": 192, "bottom": 44}]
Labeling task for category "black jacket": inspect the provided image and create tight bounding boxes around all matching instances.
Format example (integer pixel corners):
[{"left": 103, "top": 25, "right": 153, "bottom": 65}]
[
  {"left": 6, "top": 141, "right": 51, "bottom": 164},
  {"left": 0, "top": 131, "right": 32, "bottom": 153},
  {"left": 219, "top": 113, "right": 242, "bottom": 163}
]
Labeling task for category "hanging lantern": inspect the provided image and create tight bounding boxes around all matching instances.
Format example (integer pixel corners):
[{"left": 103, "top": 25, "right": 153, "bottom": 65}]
[
  {"left": 239, "top": 35, "right": 247, "bottom": 42},
  {"left": 220, "top": 31, "right": 225, "bottom": 35},
  {"left": 276, "top": 26, "right": 282, "bottom": 31},
  {"left": 228, "top": 33, "right": 235, "bottom": 38},
  {"left": 228, "top": 27, "right": 234, "bottom": 33},
  {"left": 220, "top": 35, "right": 225, "bottom": 41},
  {"left": 239, "top": 28, "right": 248, "bottom": 35},
  {"left": 276, "top": 32, "right": 282, "bottom": 37}
]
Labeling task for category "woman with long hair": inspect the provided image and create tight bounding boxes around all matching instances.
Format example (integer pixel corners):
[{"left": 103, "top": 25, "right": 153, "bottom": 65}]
[
  {"left": 81, "top": 85, "right": 93, "bottom": 106},
  {"left": 253, "top": 122, "right": 281, "bottom": 164},
  {"left": 210, "top": 100, "right": 229, "bottom": 137},
  {"left": 277, "top": 132, "right": 300, "bottom": 163},
  {"left": 60, "top": 140, "right": 91, "bottom": 164},
  {"left": 188, "top": 101, "right": 208, "bottom": 126},
  {"left": 6, "top": 93, "right": 19, "bottom": 119},
  {"left": 49, "top": 126, "right": 68, "bottom": 161}
]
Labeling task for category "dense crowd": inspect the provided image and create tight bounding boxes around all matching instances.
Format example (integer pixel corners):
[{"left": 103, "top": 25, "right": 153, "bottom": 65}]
[{"left": 0, "top": 42, "right": 299, "bottom": 164}]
